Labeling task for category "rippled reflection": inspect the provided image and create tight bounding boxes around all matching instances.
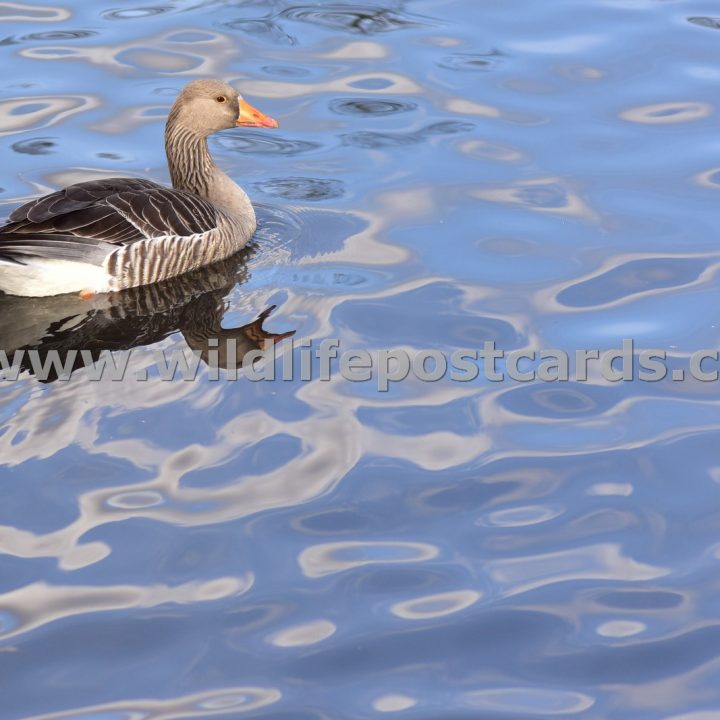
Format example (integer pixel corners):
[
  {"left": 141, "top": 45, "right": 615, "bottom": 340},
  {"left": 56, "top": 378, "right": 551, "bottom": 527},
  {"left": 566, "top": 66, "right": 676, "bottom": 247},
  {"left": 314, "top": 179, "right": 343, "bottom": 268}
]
[
  {"left": 225, "top": 16, "right": 297, "bottom": 45},
  {"left": 464, "top": 688, "right": 595, "bottom": 714},
  {"left": 556, "top": 257, "right": 710, "bottom": 309},
  {"left": 299, "top": 541, "right": 439, "bottom": 578},
  {"left": 16, "top": 29, "right": 97, "bottom": 41},
  {"left": 0, "top": 94, "right": 98, "bottom": 136},
  {"left": 619, "top": 101, "right": 713, "bottom": 124},
  {"left": 688, "top": 16, "right": 720, "bottom": 30},
  {"left": 487, "top": 544, "right": 667, "bottom": 598},
  {"left": 254, "top": 176, "right": 345, "bottom": 201},
  {"left": 269, "top": 619, "right": 336, "bottom": 647},
  {"left": 472, "top": 177, "right": 597, "bottom": 220},
  {"left": 0, "top": 2, "right": 70, "bottom": 22},
  {"left": 22, "top": 686, "right": 282, "bottom": 720},
  {"left": 596, "top": 620, "right": 646, "bottom": 638},
  {"left": 10, "top": 136, "right": 56, "bottom": 154},
  {"left": 280, "top": 4, "right": 428, "bottom": 35},
  {"left": 0, "top": 251, "right": 295, "bottom": 381},
  {"left": 102, "top": 5, "right": 174, "bottom": 20},
  {"left": 373, "top": 694, "right": 417, "bottom": 712},
  {"left": 390, "top": 590, "right": 481, "bottom": 619},
  {"left": 343, "top": 121, "right": 474, "bottom": 148},
  {"left": 217, "top": 132, "right": 321, "bottom": 156},
  {"left": 0, "top": 575, "right": 253, "bottom": 640},
  {"left": 330, "top": 97, "right": 417, "bottom": 115},
  {"left": 18, "top": 25, "right": 242, "bottom": 76},
  {"left": 437, "top": 50, "right": 501, "bottom": 72},
  {"left": 2, "top": 0, "right": 720, "bottom": 717}
]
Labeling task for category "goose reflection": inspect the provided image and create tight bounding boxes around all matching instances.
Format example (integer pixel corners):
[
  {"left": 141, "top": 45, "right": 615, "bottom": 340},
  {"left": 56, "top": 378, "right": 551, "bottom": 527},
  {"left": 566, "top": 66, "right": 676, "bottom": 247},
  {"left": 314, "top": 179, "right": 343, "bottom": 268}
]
[{"left": 0, "top": 249, "right": 295, "bottom": 382}]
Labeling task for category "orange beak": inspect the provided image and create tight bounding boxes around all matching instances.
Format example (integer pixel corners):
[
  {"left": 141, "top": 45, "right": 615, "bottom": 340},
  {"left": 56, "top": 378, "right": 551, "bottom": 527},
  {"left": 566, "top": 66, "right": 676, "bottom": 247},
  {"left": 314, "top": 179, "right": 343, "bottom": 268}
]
[{"left": 236, "top": 98, "right": 279, "bottom": 129}]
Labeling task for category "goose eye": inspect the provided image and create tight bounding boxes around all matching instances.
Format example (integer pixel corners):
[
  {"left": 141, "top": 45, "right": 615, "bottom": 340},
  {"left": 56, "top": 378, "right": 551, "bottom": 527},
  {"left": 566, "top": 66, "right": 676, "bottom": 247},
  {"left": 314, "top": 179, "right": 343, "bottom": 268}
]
[{"left": 216, "top": 96, "right": 227, "bottom": 103}]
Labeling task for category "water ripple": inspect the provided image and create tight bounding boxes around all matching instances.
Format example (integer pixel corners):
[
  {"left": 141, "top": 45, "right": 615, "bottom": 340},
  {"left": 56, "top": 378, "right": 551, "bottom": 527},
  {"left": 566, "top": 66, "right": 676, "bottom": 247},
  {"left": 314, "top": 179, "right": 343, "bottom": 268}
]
[
  {"left": 472, "top": 177, "right": 597, "bottom": 220},
  {"left": 279, "top": 4, "right": 428, "bottom": 35},
  {"left": 269, "top": 619, "right": 337, "bottom": 647},
  {"left": 0, "top": 2, "right": 69, "bottom": 22},
  {"left": 464, "top": 688, "right": 595, "bottom": 715},
  {"left": 487, "top": 544, "right": 667, "bottom": 599},
  {"left": 102, "top": 5, "right": 174, "bottom": 20},
  {"left": 330, "top": 98, "right": 417, "bottom": 115},
  {"left": 253, "top": 177, "right": 345, "bottom": 201},
  {"left": 390, "top": 590, "right": 481, "bottom": 620},
  {"left": 437, "top": 51, "right": 501, "bottom": 72},
  {"left": 0, "top": 576, "right": 254, "bottom": 640},
  {"left": 373, "top": 694, "right": 417, "bottom": 712},
  {"left": 298, "top": 541, "right": 439, "bottom": 578},
  {"left": 619, "top": 101, "right": 712, "bottom": 124},
  {"left": 21, "top": 687, "right": 282, "bottom": 720},
  {"left": 694, "top": 166, "right": 720, "bottom": 189},
  {"left": 688, "top": 16, "right": 720, "bottom": 30},
  {"left": 0, "top": 94, "right": 98, "bottom": 136},
  {"left": 10, "top": 136, "right": 56, "bottom": 155},
  {"left": 1, "top": 0, "right": 719, "bottom": 716},
  {"left": 106, "top": 490, "right": 165, "bottom": 509},
  {"left": 596, "top": 620, "right": 646, "bottom": 638},
  {"left": 556, "top": 258, "right": 709, "bottom": 309},
  {"left": 216, "top": 133, "right": 321, "bottom": 156},
  {"left": 262, "top": 64, "right": 310, "bottom": 77},
  {"left": 480, "top": 505, "right": 564, "bottom": 528},
  {"left": 19, "top": 29, "right": 97, "bottom": 41},
  {"left": 224, "top": 17, "right": 296, "bottom": 46},
  {"left": 343, "top": 121, "right": 474, "bottom": 148}
]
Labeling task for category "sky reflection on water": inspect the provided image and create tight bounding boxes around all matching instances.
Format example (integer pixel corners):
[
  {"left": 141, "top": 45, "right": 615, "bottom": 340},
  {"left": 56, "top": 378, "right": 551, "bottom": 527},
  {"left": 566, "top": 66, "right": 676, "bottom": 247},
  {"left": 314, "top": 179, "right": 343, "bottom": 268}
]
[{"left": 3, "top": 0, "right": 720, "bottom": 718}]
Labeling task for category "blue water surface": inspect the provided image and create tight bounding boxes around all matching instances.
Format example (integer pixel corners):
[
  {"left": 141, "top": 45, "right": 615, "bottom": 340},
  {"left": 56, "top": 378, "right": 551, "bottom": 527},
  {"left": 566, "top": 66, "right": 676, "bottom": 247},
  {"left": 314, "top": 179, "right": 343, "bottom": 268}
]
[{"left": 2, "top": 0, "right": 720, "bottom": 718}]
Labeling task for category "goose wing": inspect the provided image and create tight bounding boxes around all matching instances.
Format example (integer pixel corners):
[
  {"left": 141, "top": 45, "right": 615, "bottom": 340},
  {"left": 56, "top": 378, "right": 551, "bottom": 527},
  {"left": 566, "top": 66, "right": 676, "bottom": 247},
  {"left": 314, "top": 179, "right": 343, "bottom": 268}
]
[{"left": 0, "top": 178, "right": 219, "bottom": 263}]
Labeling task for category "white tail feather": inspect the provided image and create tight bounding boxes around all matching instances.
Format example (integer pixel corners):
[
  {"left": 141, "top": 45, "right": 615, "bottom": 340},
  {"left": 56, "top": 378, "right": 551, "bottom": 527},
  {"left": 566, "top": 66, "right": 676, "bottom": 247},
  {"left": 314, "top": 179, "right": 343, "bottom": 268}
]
[{"left": 0, "top": 258, "right": 111, "bottom": 297}]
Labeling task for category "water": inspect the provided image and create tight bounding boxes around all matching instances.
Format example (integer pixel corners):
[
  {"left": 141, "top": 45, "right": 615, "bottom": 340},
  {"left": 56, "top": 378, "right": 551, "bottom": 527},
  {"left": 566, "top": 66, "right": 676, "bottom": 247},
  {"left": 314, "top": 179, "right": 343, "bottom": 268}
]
[{"left": 2, "top": 0, "right": 720, "bottom": 717}]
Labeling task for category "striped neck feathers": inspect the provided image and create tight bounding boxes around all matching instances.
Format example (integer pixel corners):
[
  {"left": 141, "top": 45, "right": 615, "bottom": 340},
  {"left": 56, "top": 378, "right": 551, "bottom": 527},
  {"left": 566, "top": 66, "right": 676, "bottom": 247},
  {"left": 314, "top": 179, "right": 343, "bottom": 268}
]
[{"left": 164, "top": 114, "right": 251, "bottom": 217}]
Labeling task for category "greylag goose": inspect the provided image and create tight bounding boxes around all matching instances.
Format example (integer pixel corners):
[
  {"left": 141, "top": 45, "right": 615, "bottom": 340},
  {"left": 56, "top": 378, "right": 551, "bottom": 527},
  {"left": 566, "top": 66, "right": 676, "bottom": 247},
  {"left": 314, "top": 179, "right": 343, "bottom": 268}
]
[{"left": 0, "top": 79, "right": 278, "bottom": 298}]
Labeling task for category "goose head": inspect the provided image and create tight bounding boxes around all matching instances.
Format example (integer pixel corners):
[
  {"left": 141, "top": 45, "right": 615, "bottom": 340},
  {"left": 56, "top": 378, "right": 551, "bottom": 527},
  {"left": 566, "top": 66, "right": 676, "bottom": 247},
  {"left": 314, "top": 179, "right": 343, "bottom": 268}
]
[{"left": 170, "top": 79, "right": 279, "bottom": 136}]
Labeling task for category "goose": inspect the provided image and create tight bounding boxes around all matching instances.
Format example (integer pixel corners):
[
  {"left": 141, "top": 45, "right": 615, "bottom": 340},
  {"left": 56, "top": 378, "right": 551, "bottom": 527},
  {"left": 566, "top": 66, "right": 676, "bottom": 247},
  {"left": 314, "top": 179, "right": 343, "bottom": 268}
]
[{"left": 0, "top": 79, "right": 278, "bottom": 298}]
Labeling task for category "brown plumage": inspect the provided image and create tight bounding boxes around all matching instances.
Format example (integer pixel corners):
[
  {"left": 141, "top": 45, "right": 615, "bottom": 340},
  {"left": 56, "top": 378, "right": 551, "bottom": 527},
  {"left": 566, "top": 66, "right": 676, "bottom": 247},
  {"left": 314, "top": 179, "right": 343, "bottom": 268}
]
[{"left": 0, "top": 79, "right": 278, "bottom": 297}]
